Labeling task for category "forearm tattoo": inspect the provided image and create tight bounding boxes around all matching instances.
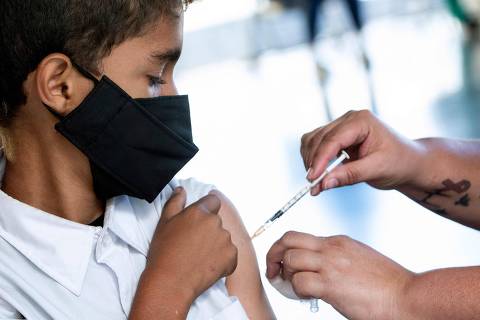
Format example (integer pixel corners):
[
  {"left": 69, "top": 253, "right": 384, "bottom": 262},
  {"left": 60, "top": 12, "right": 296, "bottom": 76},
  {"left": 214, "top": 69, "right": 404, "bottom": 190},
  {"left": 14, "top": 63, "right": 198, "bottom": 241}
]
[{"left": 418, "top": 179, "right": 471, "bottom": 216}]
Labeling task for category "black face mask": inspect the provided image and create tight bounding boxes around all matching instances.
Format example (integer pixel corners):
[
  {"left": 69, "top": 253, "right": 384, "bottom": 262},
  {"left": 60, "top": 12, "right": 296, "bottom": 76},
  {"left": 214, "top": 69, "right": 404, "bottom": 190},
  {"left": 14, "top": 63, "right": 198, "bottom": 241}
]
[{"left": 45, "top": 63, "right": 198, "bottom": 203}]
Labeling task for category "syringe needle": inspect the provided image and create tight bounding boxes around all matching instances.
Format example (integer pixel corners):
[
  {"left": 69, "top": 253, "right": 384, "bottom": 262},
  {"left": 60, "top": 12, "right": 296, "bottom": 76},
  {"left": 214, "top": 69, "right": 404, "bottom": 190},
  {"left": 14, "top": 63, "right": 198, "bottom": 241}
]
[
  {"left": 251, "top": 218, "right": 275, "bottom": 239},
  {"left": 251, "top": 225, "right": 266, "bottom": 239},
  {"left": 251, "top": 151, "right": 350, "bottom": 240}
]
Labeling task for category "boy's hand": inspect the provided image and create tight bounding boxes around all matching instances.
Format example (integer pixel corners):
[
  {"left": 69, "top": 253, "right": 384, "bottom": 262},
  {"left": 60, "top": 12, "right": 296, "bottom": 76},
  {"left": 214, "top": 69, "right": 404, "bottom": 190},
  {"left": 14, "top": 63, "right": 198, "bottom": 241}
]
[
  {"left": 148, "top": 187, "right": 238, "bottom": 300},
  {"left": 301, "top": 110, "right": 426, "bottom": 195},
  {"left": 130, "top": 187, "right": 238, "bottom": 319},
  {"left": 266, "top": 231, "right": 414, "bottom": 320}
]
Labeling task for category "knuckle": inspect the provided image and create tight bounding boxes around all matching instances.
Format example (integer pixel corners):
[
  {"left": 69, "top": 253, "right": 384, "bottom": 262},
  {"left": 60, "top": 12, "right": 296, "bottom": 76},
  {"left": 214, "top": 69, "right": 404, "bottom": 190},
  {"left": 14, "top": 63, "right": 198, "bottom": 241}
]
[
  {"left": 321, "top": 136, "right": 341, "bottom": 153},
  {"left": 283, "top": 250, "right": 296, "bottom": 267},
  {"left": 282, "top": 231, "right": 299, "bottom": 244},
  {"left": 308, "top": 133, "right": 323, "bottom": 148},
  {"left": 291, "top": 273, "right": 311, "bottom": 297},
  {"left": 340, "top": 110, "right": 358, "bottom": 121},
  {"left": 328, "top": 235, "right": 351, "bottom": 248},
  {"left": 321, "top": 133, "right": 339, "bottom": 146},
  {"left": 357, "top": 109, "right": 372, "bottom": 118},
  {"left": 309, "top": 129, "right": 325, "bottom": 146},
  {"left": 344, "top": 166, "right": 359, "bottom": 185}
]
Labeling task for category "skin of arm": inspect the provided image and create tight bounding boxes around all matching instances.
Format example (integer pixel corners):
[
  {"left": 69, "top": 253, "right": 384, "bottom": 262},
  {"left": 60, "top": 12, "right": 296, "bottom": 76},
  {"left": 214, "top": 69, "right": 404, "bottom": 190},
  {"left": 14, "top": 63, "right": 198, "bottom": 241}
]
[
  {"left": 398, "top": 138, "right": 480, "bottom": 230},
  {"left": 401, "top": 266, "right": 480, "bottom": 319},
  {"left": 130, "top": 269, "right": 194, "bottom": 319},
  {"left": 211, "top": 190, "right": 275, "bottom": 319}
]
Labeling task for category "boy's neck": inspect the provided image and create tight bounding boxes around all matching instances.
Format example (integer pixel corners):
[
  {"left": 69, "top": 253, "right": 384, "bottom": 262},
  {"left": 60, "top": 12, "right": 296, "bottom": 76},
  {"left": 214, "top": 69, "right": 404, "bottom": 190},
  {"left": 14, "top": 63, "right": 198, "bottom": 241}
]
[{"left": 1, "top": 125, "right": 105, "bottom": 225}]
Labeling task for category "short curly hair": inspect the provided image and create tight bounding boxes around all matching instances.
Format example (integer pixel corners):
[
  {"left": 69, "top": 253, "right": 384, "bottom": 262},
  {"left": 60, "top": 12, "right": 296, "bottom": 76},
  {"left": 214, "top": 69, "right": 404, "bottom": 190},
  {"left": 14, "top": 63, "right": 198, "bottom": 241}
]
[{"left": 0, "top": 0, "right": 193, "bottom": 128}]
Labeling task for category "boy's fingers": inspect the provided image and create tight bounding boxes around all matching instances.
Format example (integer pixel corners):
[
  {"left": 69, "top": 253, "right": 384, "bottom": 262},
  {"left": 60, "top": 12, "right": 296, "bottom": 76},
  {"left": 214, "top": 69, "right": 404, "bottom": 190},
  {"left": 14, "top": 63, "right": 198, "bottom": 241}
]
[
  {"left": 160, "top": 187, "right": 187, "bottom": 224},
  {"left": 186, "top": 192, "right": 222, "bottom": 216}
]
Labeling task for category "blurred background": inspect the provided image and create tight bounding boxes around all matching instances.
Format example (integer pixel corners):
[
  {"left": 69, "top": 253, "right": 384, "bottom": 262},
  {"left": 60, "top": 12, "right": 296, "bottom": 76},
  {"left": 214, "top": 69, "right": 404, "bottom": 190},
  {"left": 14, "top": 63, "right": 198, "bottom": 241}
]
[{"left": 175, "top": 0, "right": 480, "bottom": 318}]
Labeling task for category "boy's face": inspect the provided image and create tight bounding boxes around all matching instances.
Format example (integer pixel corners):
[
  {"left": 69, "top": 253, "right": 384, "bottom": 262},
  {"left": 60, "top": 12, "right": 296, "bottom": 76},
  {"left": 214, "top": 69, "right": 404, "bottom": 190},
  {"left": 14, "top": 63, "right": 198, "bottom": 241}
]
[
  {"left": 8, "top": 12, "right": 185, "bottom": 159},
  {"left": 98, "top": 13, "right": 183, "bottom": 99}
]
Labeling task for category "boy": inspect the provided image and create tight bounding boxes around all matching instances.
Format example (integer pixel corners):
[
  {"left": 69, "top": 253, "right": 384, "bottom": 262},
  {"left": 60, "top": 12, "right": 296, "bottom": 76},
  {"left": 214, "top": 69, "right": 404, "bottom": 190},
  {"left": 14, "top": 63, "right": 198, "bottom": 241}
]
[{"left": 0, "top": 0, "right": 274, "bottom": 319}]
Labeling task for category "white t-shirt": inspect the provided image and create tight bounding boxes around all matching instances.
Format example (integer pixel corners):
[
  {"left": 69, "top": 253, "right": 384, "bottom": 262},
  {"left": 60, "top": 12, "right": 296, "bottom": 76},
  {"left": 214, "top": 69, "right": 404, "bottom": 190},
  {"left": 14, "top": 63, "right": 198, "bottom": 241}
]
[{"left": 0, "top": 155, "right": 248, "bottom": 319}]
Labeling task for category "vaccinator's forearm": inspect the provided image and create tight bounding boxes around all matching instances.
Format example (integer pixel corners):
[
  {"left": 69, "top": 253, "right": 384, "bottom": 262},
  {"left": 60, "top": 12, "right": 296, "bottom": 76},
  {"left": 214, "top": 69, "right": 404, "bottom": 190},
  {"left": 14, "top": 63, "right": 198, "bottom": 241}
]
[
  {"left": 398, "top": 138, "right": 480, "bottom": 230},
  {"left": 400, "top": 266, "right": 480, "bottom": 319}
]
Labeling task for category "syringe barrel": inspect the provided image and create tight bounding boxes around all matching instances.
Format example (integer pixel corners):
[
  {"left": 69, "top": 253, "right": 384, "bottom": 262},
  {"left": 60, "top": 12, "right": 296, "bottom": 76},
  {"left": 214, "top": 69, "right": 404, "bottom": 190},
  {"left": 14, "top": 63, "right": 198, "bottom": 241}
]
[{"left": 280, "top": 186, "right": 310, "bottom": 213}]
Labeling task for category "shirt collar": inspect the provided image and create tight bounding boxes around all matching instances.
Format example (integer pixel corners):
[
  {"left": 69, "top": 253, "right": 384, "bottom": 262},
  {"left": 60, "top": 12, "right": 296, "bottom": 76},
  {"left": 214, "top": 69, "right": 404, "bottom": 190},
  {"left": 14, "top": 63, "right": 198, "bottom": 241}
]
[
  {"left": 104, "top": 195, "right": 150, "bottom": 257},
  {"left": 0, "top": 152, "right": 152, "bottom": 295},
  {"left": 0, "top": 153, "right": 97, "bottom": 296}
]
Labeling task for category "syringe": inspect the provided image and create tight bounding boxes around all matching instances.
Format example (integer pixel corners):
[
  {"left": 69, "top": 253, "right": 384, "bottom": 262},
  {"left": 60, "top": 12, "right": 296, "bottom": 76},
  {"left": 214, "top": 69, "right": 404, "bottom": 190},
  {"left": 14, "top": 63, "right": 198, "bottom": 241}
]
[{"left": 251, "top": 150, "right": 350, "bottom": 239}]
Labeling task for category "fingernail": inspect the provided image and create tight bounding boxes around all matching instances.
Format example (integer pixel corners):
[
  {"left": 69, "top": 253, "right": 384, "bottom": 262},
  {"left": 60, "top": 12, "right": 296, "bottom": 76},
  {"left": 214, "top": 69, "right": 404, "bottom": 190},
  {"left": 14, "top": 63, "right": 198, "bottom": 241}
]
[
  {"left": 174, "top": 186, "right": 183, "bottom": 194},
  {"left": 324, "top": 179, "right": 338, "bottom": 190},
  {"left": 307, "top": 168, "right": 314, "bottom": 180}
]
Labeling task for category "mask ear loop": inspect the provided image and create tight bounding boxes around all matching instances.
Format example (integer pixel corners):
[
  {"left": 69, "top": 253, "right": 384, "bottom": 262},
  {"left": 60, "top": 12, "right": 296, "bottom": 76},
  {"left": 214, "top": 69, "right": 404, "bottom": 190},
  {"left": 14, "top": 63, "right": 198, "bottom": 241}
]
[
  {"left": 70, "top": 61, "right": 100, "bottom": 85},
  {"left": 43, "top": 60, "right": 100, "bottom": 119}
]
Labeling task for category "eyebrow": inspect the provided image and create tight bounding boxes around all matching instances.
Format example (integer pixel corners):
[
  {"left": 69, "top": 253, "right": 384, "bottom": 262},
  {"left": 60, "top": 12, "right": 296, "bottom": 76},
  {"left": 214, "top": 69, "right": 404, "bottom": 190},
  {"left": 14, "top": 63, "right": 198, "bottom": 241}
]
[{"left": 149, "top": 48, "right": 182, "bottom": 64}]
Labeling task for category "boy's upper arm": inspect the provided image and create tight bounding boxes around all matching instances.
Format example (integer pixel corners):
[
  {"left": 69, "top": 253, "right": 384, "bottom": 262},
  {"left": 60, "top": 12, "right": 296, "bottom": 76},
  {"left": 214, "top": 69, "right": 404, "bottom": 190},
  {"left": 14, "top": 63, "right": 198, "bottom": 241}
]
[{"left": 210, "top": 190, "right": 275, "bottom": 319}]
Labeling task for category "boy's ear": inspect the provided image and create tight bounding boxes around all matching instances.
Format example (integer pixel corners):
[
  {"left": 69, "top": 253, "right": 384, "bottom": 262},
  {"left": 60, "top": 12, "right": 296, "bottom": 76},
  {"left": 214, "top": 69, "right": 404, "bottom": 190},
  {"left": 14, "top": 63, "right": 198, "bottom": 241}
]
[{"left": 36, "top": 54, "right": 93, "bottom": 117}]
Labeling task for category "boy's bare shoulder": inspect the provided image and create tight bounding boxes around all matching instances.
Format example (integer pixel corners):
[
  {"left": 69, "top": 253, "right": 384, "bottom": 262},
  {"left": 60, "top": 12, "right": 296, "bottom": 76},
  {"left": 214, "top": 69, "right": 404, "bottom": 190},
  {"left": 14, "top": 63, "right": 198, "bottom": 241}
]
[{"left": 208, "top": 190, "right": 251, "bottom": 247}]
